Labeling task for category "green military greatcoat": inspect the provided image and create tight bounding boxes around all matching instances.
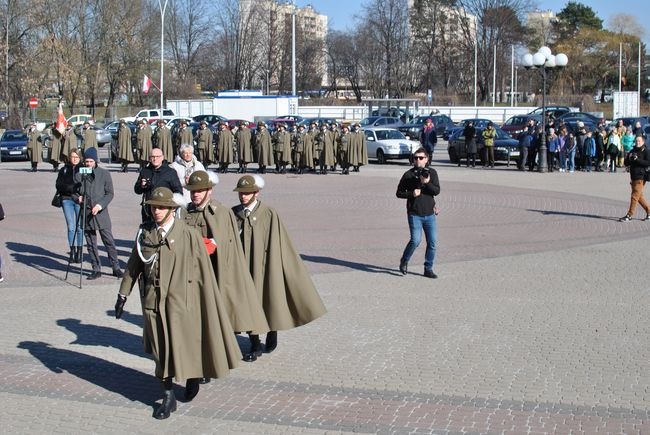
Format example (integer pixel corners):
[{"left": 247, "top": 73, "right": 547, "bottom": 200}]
[
  {"left": 183, "top": 200, "right": 269, "bottom": 334},
  {"left": 119, "top": 219, "right": 241, "bottom": 381},
  {"left": 233, "top": 201, "right": 326, "bottom": 330}
]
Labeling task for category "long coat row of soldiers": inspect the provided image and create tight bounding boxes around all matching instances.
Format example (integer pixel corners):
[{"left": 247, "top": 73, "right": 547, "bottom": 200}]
[{"left": 116, "top": 119, "right": 369, "bottom": 175}]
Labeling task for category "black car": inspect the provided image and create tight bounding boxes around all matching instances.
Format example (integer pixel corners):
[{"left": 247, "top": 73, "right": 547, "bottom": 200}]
[
  {"left": 555, "top": 117, "right": 597, "bottom": 134},
  {"left": 556, "top": 112, "right": 601, "bottom": 124},
  {"left": 443, "top": 118, "right": 492, "bottom": 141},
  {"left": 0, "top": 130, "right": 29, "bottom": 161},
  {"left": 398, "top": 114, "right": 455, "bottom": 139},
  {"left": 192, "top": 114, "right": 228, "bottom": 126},
  {"left": 296, "top": 117, "right": 338, "bottom": 128},
  {"left": 447, "top": 126, "right": 519, "bottom": 165},
  {"left": 528, "top": 105, "right": 574, "bottom": 119}
]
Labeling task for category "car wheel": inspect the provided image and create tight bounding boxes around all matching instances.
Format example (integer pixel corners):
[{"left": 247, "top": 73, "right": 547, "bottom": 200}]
[
  {"left": 448, "top": 147, "right": 458, "bottom": 163},
  {"left": 376, "top": 149, "right": 386, "bottom": 164}
]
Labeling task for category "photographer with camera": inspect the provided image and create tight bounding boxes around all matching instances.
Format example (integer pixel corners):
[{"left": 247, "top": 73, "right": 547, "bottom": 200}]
[
  {"left": 396, "top": 147, "right": 441, "bottom": 278},
  {"left": 620, "top": 135, "right": 650, "bottom": 222},
  {"left": 73, "top": 147, "right": 123, "bottom": 280},
  {"left": 134, "top": 149, "right": 183, "bottom": 223}
]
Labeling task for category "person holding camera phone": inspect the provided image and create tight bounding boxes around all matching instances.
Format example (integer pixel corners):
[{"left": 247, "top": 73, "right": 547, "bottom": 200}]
[
  {"left": 134, "top": 149, "right": 183, "bottom": 223},
  {"left": 620, "top": 135, "right": 650, "bottom": 222},
  {"left": 396, "top": 147, "right": 441, "bottom": 278}
]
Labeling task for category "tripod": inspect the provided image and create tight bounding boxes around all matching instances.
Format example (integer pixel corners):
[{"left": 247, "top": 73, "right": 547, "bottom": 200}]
[{"left": 64, "top": 174, "right": 90, "bottom": 288}]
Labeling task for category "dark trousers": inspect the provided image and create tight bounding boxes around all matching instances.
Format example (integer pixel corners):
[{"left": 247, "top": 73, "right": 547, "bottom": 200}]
[{"left": 85, "top": 228, "right": 120, "bottom": 272}]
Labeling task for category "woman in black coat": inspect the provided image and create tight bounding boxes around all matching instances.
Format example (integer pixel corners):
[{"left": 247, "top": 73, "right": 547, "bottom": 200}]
[{"left": 55, "top": 148, "right": 83, "bottom": 262}]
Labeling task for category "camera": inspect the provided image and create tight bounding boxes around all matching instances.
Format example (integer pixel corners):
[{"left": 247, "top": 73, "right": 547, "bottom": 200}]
[
  {"left": 629, "top": 152, "right": 638, "bottom": 161},
  {"left": 414, "top": 167, "right": 430, "bottom": 178},
  {"left": 141, "top": 178, "right": 152, "bottom": 189}
]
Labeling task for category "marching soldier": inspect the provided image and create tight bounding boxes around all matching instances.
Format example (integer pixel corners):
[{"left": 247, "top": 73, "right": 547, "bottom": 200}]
[
  {"left": 338, "top": 124, "right": 352, "bottom": 175},
  {"left": 81, "top": 121, "right": 97, "bottom": 151},
  {"left": 175, "top": 119, "right": 193, "bottom": 156},
  {"left": 26, "top": 123, "right": 42, "bottom": 172},
  {"left": 349, "top": 123, "right": 369, "bottom": 172},
  {"left": 183, "top": 171, "right": 269, "bottom": 361},
  {"left": 117, "top": 119, "right": 134, "bottom": 172},
  {"left": 216, "top": 122, "right": 234, "bottom": 173},
  {"left": 329, "top": 122, "right": 341, "bottom": 172},
  {"left": 232, "top": 175, "right": 326, "bottom": 358},
  {"left": 114, "top": 187, "right": 241, "bottom": 419},
  {"left": 154, "top": 119, "right": 174, "bottom": 163},
  {"left": 315, "top": 123, "right": 335, "bottom": 174},
  {"left": 292, "top": 124, "right": 308, "bottom": 174},
  {"left": 62, "top": 123, "right": 77, "bottom": 160},
  {"left": 136, "top": 119, "right": 153, "bottom": 169},
  {"left": 254, "top": 122, "right": 274, "bottom": 174},
  {"left": 272, "top": 123, "right": 291, "bottom": 174},
  {"left": 195, "top": 120, "right": 214, "bottom": 167},
  {"left": 235, "top": 120, "right": 253, "bottom": 173},
  {"left": 48, "top": 122, "right": 64, "bottom": 171}
]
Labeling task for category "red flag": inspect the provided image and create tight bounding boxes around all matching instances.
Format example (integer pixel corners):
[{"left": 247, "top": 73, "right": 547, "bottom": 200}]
[
  {"left": 55, "top": 103, "right": 66, "bottom": 135},
  {"left": 142, "top": 75, "right": 153, "bottom": 94}
]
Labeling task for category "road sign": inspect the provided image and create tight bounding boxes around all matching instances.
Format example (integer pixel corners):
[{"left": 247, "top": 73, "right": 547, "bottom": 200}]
[{"left": 28, "top": 97, "right": 38, "bottom": 109}]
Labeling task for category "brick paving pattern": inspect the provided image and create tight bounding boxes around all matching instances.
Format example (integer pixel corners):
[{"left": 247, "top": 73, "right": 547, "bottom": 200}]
[{"left": 1, "top": 150, "right": 649, "bottom": 434}]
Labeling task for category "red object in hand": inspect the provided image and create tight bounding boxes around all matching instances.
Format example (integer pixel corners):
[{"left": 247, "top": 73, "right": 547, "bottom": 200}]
[{"left": 202, "top": 237, "right": 217, "bottom": 255}]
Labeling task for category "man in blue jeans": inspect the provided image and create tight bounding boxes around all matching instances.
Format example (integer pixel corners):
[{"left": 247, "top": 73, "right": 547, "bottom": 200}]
[{"left": 396, "top": 147, "right": 441, "bottom": 278}]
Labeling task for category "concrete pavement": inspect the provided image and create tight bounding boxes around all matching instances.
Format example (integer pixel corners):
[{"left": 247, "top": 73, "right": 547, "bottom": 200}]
[{"left": 1, "top": 148, "right": 649, "bottom": 434}]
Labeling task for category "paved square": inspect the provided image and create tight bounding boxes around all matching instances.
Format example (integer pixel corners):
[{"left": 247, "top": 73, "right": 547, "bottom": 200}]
[{"left": 1, "top": 149, "right": 649, "bottom": 434}]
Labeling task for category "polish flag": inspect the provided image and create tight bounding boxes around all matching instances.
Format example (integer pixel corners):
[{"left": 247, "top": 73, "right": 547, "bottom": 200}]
[
  {"left": 142, "top": 75, "right": 153, "bottom": 94},
  {"left": 55, "top": 103, "right": 66, "bottom": 135}
]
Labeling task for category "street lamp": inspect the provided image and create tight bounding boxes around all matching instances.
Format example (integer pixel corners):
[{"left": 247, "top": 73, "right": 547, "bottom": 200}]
[{"left": 522, "top": 46, "right": 568, "bottom": 172}]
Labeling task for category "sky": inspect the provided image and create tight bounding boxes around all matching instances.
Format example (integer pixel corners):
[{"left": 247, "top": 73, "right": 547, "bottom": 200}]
[{"left": 297, "top": 0, "right": 650, "bottom": 44}]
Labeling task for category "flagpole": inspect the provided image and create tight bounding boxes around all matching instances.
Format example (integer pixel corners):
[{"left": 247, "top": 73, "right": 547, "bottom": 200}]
[{"left": 159, "top": 0, "right": 168, "bottom": 111}]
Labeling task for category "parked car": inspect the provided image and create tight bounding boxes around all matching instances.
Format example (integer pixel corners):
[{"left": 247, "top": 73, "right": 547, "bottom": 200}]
[
  {"left": 500, "top": 114, "right": 542, "bottom": 139},
  {"left": 556, "top": 111, "right": 601, "bottom": 124},
  {"left": 66, "top": 114, "right": 94, "bottom": 127},
  {"left": 123, "top": 108, "right": 176, "bottom": 124},
  {"left": 227, "top": 119, "right": 256, "bottom": 130},
  {"left": 364, "top": 127, "right": 418, "bottom": 164},
  {"left": 447, "top": 126, "right": 519, "bottom": 165},
  {"left": 359, "top": 116, "right": 402, "bottom": 129},
  {"left": 371, "top": 107, "right": 413, "bottom": 122},
  {"left": 556, "top": 117, "right": 597, "bottom": 134},
  {"left": 74, "top": 124, "right": 112, "bottom": 147},
  {"left": 527, "top": 105, "right": 575, "bottom": 119},
  {"left": 192, "top": 114, "right": 228, "bottom": 125},
  {"left": 296, "top": 117, "right": 337, "bottom": 128},
  {"left": 0, "top": 129, "right": 29, "bottom": 161},
  {"left": 274, "top": 115, "right": 304, "bottom": 123},
  {"left": 443, "top": 118, "right": 492, "bottom": 140},
  {"left": 398, "top": 114, "right": 455, "bottom": 139}
]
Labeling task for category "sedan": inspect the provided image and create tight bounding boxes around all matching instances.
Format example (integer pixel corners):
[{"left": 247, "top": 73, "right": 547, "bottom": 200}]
[
  {"left": 192, "top": 114, "right": 228, "bottom": 125},
  {"left": 447, "top": 126, "right": 519, "bottom": 165},
  {"left": 443, "top": 118, "right": 492, "bottom": 140},
  {"left": 227, "top": 119, "right": 256, "bottom": 130},
  {"left": 501, "top": 114, "right": 542, "bottom": 139},
  {"left": 365, "top": 128, "right": 418, "bottom": 164},
  {"left": 359, "top": 116, "right": 402, "bottom": 129},
  {"left": 0, "top": 130, "right": 29, "bottom": 161},
  {"left": 556, "top": 111, "right": 601, "bottom": 124},
  {"left": 398, "top": 114, "right": 455, "bottom": 139}
]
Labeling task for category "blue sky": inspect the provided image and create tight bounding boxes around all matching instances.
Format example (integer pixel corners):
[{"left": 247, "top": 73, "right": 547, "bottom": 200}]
[{"left": 299, "top": 0, "right": 649, "bottom": 43}]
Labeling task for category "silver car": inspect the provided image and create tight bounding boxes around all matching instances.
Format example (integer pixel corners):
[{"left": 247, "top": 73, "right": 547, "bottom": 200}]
[
  {"left": 364, "top": 128, "right": 418, "bottom": 164},
  {"left": 359, "top": 116, "right": 403, "bottom": 129}
]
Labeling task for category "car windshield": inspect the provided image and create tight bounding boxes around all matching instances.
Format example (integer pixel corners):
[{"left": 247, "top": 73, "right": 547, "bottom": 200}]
[
  {"left": 360, "top": 117, "right": 379, "bottom": 126},
  {"left": 375, "top": 129, "right": 405, "bottom": 140},
  {"left": 2, "top": 132, "right": 27, "bottom": 141}
]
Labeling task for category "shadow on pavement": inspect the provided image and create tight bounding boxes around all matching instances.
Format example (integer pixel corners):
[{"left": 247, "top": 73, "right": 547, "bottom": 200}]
[
  {"left": 106, "top": 309, "right": 143, "bottom": 328},
  {"left": 527, "top": 209, "right": 616, "bottom": 220},
  {"left": 300, "top": 254, "right": 402, "bottom": 276},
  {"left": 56, "top": 318, "right": 149, "bottom": 358},
  {"left": 17, "top": 340, "right": 158, "bottom": 409}
]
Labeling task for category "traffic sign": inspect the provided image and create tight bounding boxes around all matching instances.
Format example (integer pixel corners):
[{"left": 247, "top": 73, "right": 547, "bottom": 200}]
[{"left": 28, "top": 97, "right": 38, "bottom": 109}]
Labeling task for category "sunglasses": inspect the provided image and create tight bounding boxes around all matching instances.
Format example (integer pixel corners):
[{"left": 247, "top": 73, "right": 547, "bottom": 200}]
[{"left": 414, "top": 156, "right": 427, "bottom": 160}]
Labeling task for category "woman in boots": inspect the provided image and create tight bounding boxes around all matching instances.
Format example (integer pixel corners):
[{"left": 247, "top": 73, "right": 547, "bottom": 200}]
[{"left": 55, "top": 148, "right": 83, "bottom": 263}]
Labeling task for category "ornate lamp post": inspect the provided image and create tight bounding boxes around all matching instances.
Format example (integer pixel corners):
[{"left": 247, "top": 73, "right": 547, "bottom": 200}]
[{"left": 522, "top": 46, "right": 568, "bottom": 172}]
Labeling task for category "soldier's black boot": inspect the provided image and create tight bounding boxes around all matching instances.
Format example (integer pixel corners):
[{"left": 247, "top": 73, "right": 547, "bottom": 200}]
[
  {"left": 243, "top": 334, "right": 263, "bottom": 362},
  {"left": 265, "top": 331, "right": 278, "bottom": 353},
  {"left": 185, "top": 378, "right": 200, "bottom": 401},
  {"left": 154, "top": 380, "right": 177, "bottom": 420}
]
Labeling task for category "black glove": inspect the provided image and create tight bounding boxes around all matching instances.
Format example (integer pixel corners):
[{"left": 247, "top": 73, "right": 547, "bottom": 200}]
[{"left": 115, "top": 294, "right": 127, "bottom": 319}]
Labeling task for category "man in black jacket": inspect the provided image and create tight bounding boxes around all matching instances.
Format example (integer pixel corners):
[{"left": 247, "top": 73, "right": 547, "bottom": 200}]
[
  {"left": 396, "top": 147, "right": 441, "bottom": 278},
  {"left": 134, "top": 149, "right": 183, "bottom": 223},
  {"left": 620, "top": 135, "right": 650, "bottom": 222}
]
